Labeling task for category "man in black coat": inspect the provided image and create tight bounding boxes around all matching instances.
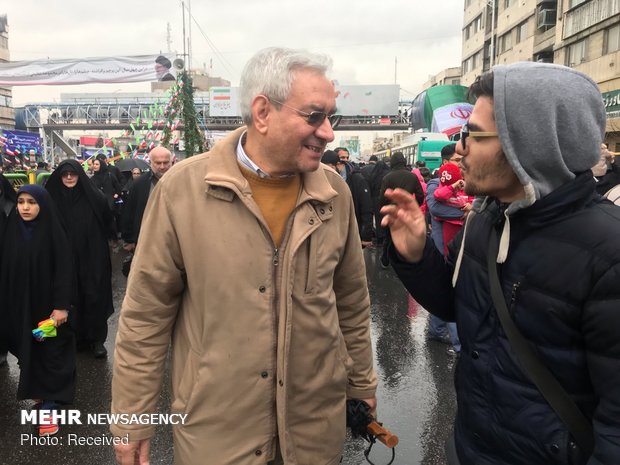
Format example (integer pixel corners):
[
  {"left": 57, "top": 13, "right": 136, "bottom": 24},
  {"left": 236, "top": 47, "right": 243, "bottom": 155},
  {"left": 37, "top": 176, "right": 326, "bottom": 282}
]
[
  {"left": 381, "top": 63, "right": 620, "bottom": 464},
  {"left": 322, "top": 150, "right": 373, "bottom": 247},
  {"left": 378, "top": 151, "right": 423, "bottom": 267},
  {"left": 362, "top": 155, "right": 390, "bottom": 245},
  {"left": 121, "top": 146, "right": 173, "bottom": 253}
]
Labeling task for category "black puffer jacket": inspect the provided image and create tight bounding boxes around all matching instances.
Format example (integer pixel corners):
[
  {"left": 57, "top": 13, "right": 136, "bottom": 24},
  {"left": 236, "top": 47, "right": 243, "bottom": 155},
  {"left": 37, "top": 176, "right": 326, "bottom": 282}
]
[{"left": 391, "top": 174, "right": 620, "bottom": 465}]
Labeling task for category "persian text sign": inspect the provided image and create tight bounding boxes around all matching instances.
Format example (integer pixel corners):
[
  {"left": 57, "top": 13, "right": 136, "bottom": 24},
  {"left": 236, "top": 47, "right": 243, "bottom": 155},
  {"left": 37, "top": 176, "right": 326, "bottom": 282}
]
[
  {"left": 209, "top": 87, "right": 240, "bottom": 117},
  {"left": 603, "top": 89, "right": 620, "bottom": 114},
  {"left": 0, "top": 55, "right": 178, "bottom": 86}
]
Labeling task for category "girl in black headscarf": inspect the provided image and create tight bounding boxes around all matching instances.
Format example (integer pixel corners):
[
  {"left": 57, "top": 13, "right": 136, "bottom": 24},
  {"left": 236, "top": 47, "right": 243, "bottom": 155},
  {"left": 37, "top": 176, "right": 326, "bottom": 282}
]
[
  {"left": 0, "top": 184, "right": 75, "bottom": 436},
  {"left": 46, "top": 160, "right": 115, "bottom": 358}
]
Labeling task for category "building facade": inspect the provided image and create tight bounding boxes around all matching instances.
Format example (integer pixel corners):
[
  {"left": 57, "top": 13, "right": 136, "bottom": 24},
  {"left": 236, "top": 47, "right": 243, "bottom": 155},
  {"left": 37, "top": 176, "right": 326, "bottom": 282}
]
[
  {"left": 554, "top": 0, "right": 620, "bottom": 149},
  {"left": 421, "top": 67, "right": 462, "bottom": 91},
  {"left": 0, "top": 14, "right": 14, "bottom": 130},
  {"left": 460, "top": 0, "right": 620, "bottom": 149}
]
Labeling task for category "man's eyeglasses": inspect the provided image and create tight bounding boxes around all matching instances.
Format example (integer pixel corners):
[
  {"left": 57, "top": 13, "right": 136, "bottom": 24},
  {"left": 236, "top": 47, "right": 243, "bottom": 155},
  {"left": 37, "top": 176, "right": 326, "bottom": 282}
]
[
  {"left": 459, "top": 123, "right": 498, "bottom": 150},
  {"left": 269, "top": 98, "right": 342, "bottom": 128}
]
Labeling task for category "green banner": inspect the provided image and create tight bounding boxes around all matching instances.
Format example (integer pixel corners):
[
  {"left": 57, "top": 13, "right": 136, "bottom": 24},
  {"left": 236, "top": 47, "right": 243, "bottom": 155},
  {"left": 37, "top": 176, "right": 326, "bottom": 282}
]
[{"left": 603, "top": 89, "right": 620, "bottom": 114}]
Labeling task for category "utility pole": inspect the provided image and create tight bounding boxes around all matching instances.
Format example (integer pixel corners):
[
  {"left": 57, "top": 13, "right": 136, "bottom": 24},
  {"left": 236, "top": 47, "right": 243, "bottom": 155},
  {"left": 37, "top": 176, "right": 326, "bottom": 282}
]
[
  {"left": 394, "top": 56, "right": 398, "bottom": 84},
  {"left": 181, "top": 1, "right": 187, "bottom": 69},
  {"left": 187, "top": 0, "right": 192, "bottom": 71},
  {"left": 488, "top": 0, "right": 496, "bottom": 68},
  {"left": 166, "top": 22, "right": 172, "bottom": 53}
]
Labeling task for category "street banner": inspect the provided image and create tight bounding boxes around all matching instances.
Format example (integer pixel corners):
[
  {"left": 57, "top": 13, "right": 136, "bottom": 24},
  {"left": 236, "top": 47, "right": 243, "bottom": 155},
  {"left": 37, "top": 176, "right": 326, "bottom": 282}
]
[
  {"left": 1, "top": 129, "right": 41, "bottom": 166},
  {"left": 209, "top": 87, "right": 239, "bottom": 117},
  {"left": 0, "top": 55, "right": 178, "bottom": 86},
  {"left": 334, "top": 85, "right": 399, "bottom": 116},
  {"left": 207, "top": 85, "right": 400, "bottom": 118},
  {"left": 603, "top": 89, "right": 620, "bottom": 114}
]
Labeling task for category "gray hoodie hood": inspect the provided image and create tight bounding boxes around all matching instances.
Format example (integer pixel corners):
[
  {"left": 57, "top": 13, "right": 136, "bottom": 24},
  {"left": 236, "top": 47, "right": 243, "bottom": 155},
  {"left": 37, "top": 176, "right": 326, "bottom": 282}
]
[
  {"left": 452, "top": 63, "right": 606, "bottom": 281},
  {"left": 493, "top": 62, "right": 606, "bottom": 202}
]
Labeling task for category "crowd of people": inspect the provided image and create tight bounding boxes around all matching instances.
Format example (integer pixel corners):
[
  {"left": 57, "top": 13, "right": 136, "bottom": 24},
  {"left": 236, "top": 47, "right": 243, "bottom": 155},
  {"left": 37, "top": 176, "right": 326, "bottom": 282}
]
[{"left": 0, "top": 47, "right": 619, "bottom": 465}]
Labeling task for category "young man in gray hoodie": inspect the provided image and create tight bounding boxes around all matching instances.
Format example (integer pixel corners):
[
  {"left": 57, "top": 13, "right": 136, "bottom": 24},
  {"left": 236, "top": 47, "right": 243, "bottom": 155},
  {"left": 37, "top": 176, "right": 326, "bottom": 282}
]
[{"left": 381, "top": 62, "right": 620, "bottom": 464}]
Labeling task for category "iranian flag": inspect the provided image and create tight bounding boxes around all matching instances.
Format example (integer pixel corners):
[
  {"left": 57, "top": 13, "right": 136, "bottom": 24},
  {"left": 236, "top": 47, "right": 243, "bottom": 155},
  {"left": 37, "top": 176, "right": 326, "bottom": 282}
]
[{"left": 411, "top": 85, "right": 473, "bottom": 137}]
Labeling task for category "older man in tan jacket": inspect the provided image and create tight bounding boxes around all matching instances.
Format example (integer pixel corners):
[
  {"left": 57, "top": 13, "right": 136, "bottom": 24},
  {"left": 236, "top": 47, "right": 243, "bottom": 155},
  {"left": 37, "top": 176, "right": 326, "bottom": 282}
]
[{"left": 111, "top": 47, "right": 377, "bottom": 465}]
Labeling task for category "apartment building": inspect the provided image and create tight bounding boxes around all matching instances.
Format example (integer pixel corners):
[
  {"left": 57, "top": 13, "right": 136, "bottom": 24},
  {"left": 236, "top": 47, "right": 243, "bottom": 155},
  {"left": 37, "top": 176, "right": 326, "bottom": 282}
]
[
  {"left": 554, "top": 0, "right": 620, "bottom": 149},
  {"left": 421, "top": 67, "right": 462, "bottom": 91},
  {"left": 0, "top": 14, "right": 14, "bottom": 130},
  {"left": 461, "top": 0, "right": 556, "bottom": 86},
  {"left": 461, "top": 0, "right": 620, "bottom": 149}
]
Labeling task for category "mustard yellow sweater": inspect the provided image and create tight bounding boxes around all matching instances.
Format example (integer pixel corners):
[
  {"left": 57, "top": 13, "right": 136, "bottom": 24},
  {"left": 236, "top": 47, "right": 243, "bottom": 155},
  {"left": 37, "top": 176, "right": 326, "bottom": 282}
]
[{"left": 240, "top": 167, "right": 301, "bottom": 247}]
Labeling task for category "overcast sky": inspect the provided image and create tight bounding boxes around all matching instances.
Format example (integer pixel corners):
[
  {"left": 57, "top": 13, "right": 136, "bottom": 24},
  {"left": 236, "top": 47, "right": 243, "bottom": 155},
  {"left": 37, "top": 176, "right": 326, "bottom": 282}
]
[{"left": 4, "top": 0, "right": 465, "bottom": 106}]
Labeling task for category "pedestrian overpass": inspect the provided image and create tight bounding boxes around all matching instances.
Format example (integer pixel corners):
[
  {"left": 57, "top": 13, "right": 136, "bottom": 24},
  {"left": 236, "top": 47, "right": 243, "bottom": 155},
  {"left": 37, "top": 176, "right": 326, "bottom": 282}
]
[
  {"left": 16, "top": 99, "right": 412, "bottom": 132},
  {"left": 15, "top": 98, "right": 412, "bottom": 160}
]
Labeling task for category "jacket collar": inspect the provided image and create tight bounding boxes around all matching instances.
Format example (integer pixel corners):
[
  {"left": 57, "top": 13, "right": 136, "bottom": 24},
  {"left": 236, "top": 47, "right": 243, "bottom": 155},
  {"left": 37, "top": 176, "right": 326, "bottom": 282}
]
[{"left": 203, "top": 127, "right": 338, "bottom": 205}]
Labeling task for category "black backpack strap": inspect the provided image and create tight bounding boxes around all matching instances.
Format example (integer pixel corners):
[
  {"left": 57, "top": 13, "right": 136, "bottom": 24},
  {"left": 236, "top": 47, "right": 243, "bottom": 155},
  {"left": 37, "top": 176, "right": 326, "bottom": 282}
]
[{"left": 487, "top": 231, "right": 594, "bottom": 456}]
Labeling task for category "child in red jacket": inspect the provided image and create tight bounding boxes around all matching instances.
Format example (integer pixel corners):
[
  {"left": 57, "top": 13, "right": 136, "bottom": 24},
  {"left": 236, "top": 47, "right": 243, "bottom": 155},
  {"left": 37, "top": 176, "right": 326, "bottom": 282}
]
[{"left": 433, "top": 164, "right": 474, "bottom": 255}]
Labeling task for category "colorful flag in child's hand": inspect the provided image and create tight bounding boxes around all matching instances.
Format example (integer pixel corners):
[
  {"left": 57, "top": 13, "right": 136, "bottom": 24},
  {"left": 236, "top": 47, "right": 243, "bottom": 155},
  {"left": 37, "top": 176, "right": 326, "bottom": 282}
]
[{"left": 32, "top": 318, "right": 57, "bottom": 341}]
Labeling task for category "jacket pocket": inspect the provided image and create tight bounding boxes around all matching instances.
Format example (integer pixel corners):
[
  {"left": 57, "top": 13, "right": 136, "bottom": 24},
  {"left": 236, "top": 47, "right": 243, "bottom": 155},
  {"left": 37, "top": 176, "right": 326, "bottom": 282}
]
[
  {"left": 296, "top": 236, "right": 318, "bottom": 294},
  {"left": 305, "top": 235, "right": 318, "bottom": 293}
]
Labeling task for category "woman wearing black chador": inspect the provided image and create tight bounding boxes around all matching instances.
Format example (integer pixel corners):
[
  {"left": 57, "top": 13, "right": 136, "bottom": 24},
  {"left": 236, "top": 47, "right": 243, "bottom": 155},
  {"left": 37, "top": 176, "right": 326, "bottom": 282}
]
[
  {"left": 0, "top": 184, "right": 75, "bottom": 436},
  {"left": 46, "top": 160, "right": 115, "bottom": 358}
]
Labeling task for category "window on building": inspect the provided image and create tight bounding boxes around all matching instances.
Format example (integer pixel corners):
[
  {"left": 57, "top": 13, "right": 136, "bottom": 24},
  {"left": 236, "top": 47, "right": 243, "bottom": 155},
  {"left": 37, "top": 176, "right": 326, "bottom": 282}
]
[
  {"left": 568, "top": 0, "right": 587, "bottom": 8},
  {"left": 465, "top": 0, "right": 472, "bottom": 7},
  {"left": 604, "top": 24, "right": 620, "bottom": 55},
  {"left": 464, "top": 25, "right": 471, "bottom": 40},
  {"left": 566, "top": 39, "right": 588, "bottom": 66},
  {"left": 0, "top": 35, "right": 7, "bottom": 49},
  {"left": 463, "top": 57, "right": 473, "bottom": 74},
  {"left": 516, "top": 21, "right": 528, "bottom": 43},
  {"left": 451, "top": 79, "right": 461, "bottom": 85},
  {"left": 473, "top": 15, "right": 483, "bottom": 33},
  {"left": 499, "top": 31, "right": 513, "bottom": 53},
  {"left": 505, "top": 0, "right": 512, "bottom": 8}
]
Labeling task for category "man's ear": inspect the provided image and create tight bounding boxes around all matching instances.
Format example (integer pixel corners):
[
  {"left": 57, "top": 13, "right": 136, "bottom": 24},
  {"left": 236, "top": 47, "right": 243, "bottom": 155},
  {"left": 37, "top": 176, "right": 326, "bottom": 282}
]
[{"left": 251, "top": 95, "right": 270, "bottom": 135}]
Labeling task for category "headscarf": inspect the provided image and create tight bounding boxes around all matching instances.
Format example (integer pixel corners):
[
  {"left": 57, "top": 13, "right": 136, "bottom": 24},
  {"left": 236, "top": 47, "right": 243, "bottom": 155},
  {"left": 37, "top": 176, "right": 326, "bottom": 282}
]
[{"left": 16, "top": 184, "right": 50, "bottom": 240}]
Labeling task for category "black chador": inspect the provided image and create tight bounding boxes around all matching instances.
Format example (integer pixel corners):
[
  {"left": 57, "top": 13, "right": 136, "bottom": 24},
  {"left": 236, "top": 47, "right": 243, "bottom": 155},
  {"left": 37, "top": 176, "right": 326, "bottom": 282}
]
[
  {"left": 46, "top": 160, "right": 115, "bottom": 356},
  {"left": 0, "top": 185, "right": 75, "bottom": 403}
]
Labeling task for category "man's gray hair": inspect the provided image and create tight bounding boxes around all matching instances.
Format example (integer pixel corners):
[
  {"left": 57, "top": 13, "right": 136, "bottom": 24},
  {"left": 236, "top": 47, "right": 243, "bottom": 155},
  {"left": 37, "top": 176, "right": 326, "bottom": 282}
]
[{"left": 239, "top": 47, "right": 332, "bottom": 125}]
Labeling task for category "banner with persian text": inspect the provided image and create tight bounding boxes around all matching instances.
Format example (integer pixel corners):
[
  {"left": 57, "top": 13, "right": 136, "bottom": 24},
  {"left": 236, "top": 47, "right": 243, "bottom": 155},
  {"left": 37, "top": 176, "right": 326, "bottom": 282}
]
[{"left": 0, "top": 55, "right": 179, "bottom": 86}]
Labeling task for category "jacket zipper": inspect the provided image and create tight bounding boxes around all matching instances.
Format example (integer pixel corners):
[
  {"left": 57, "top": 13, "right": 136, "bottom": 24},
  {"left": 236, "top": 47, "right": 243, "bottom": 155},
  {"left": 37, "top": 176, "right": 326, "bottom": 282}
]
[{"left": 510, "top": 282, "right": 520, "bottom": 315}]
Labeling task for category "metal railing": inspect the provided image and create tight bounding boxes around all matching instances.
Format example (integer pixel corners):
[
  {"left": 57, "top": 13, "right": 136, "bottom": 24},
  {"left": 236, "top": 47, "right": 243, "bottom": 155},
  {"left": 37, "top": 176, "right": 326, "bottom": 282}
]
[{"left": 18, "top": 102, "right": 412, "bottom": 131}]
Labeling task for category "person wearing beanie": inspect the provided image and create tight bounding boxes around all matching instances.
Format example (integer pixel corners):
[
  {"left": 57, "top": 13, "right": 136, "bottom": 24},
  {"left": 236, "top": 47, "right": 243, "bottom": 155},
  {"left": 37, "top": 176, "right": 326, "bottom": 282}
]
[
  {"left": 378, "top": 151, "right": 423, "bottom": 267},
  {"left": 382, "top": 62, "right": 620, "bottom": 464},
  {"left": 433, "top": 163, "right": 474, "bottom": 255}
]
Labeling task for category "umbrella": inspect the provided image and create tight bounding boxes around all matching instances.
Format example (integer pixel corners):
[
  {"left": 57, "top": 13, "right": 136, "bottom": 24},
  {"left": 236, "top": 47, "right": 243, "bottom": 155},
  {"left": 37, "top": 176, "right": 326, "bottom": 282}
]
[{"left": 115, "top": 158, "right": 150, "bottom": 172}]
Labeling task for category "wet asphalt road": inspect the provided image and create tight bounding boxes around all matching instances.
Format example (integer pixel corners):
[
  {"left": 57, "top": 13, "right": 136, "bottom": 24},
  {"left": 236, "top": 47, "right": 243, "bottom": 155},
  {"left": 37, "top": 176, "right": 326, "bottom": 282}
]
[{"left": 0, "top": 247, "right": 457, "bottom": 465}]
